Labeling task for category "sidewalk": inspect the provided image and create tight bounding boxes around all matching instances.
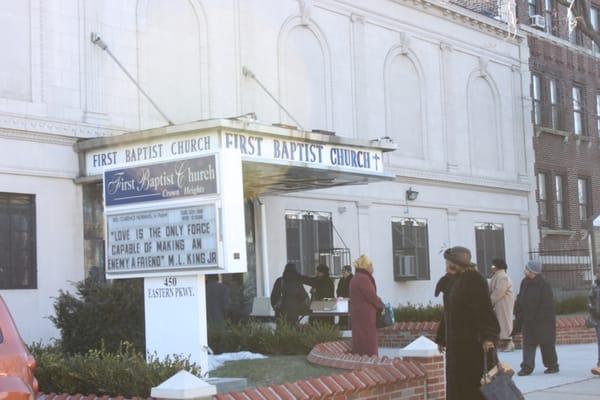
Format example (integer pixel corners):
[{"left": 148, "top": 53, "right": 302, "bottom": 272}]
[{"left": 492, "top": 343, "right": 600, "bottom": 398}]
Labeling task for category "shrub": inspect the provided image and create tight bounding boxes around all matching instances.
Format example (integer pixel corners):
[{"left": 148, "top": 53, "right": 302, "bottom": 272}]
[
  {"left": 554, "top": 295, "right": 588, "bottom": 315},
  {"left": 394, "top": 302, "right": 444, "bottom": 322},
  {"left": 49, "top": 279, "right": 145, "bottom": 354},
  {"left": 208, "top": 321, "right": 340, "bottom": 355},
  {"left": 29, "top": 342, "right": 200, "bottom": 398}
]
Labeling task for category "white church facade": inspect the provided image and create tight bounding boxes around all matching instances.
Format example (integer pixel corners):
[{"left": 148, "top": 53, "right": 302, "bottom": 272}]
[{"left": 0, "top": 0, "right": 537, "bottom": 344}]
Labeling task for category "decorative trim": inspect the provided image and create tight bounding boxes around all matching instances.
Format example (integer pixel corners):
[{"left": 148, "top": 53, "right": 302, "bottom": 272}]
[
  {"left": 0, "top": 128, "right": 78, "bottom": 146},
  {"left": 298, "top": 0, "right": 314, "bottom": 26},
  {"left": 0, "top": 165, "right": 77, "bottom": 180},
  {"left": 520, "top": 24, "right": 600, "bottom": 60},
  {"left": 0, "top": 112, "right": 125, "bottom": 138}
]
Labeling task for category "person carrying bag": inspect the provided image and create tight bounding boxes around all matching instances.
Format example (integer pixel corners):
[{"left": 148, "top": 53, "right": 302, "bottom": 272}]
[{"left": 480, "top": 349, "right": 524, "bottom": 400}]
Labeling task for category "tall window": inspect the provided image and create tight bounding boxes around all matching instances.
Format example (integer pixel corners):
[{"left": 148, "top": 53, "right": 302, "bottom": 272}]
[
  {"left": 285, "top": 211, "right": 333, "bottom": 276},
  {"left": 544, "top": 0, "right": 555, "bottom": 35},
  {"left": 528, "top": 0, "right": 538, "bottom": 16},
  {"left": 83, "top": 183, "right": 105, "bottom": 280},
  {"left": 475, "top": 223, "right": 506, "bottom": 277},
  {"left": 537, "top": 172, "right": 549, "bottom": 226},
  {"left": 591, "top": 7, "right": 599, "bottom": 53},
  {"left": 391, "top": 218, "right": 430, "bottom": 281},
  {"left": 578, "top": 178, "right": 590, "bottom": 223},
  {"left": 549, "top": 79, "right": 559, "bottom": 129},
  {"left": 532, "top": 74, "right": 542, "bottom": 126},
  {"left": 572, "top": 85, "right": 584, "bottom": 135},
  {"left": 596, "top": 92, "right": 600, "bottom": 134},
  {"left": 0, "top": 193, "right": 36, "bottom": 289},
  {"left": 555, "top": 175, "right": 565, "bottom": 229}
]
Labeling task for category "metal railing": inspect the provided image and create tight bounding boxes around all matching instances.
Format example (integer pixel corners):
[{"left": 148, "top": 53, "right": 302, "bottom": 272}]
[{"left": 529, "top": 249, "right": 594, "bottom": 291}]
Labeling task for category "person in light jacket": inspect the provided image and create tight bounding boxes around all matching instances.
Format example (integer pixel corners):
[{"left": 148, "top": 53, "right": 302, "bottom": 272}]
[
  {"left": 489, "top": 258, "right": 514, "bottom": 352},
  {"left": 350, "top": 255, "right": 383, "bottom": 356}
]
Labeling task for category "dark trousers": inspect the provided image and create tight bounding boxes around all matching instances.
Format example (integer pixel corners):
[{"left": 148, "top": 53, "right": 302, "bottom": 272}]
[
  {"left": 521, "top": 343, "right": 558, "bottom": 371},
  {"left": 596, "top": 326, "right": 600, "bottom": 365}
]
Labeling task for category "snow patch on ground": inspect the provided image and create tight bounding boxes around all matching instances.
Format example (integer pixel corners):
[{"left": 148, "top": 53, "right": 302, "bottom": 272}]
[{"left": 208, "top": 351, "right": 268, "bottom": 371}]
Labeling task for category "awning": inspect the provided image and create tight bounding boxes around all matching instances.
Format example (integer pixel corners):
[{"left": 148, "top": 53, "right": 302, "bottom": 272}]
[{"left": 74, "top": 119, "right": 396, "bottom": 194}]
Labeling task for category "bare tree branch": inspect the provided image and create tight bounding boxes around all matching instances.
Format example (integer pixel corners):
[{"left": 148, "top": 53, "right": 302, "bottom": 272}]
[{"left": 554, "top": 0, "right": 600, "bottom": 47}]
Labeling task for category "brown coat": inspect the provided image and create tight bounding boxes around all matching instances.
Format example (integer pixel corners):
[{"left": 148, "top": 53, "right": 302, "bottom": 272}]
[
  {"left": 489, "top": 269, "right": 514, "bottom": 340},
  {"left": 350, "top": 269, "right": 383, "bottom": 356}
]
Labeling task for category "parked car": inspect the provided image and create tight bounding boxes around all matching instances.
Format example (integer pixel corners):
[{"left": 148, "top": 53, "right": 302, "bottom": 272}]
[{"left": 0, "top": 296, "right": 37, "bottom": 400}]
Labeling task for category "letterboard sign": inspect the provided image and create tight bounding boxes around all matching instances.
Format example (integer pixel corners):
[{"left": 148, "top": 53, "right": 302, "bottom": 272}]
[
  {"left": 106, "top": 205, "right": 218, "bottom": 276},
  {"left": 104, "top": 155, "right": 217, "bottom": 206}
]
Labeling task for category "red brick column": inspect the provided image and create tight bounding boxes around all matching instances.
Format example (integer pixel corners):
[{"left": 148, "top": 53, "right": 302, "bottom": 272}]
[{"left": 401, "top": 355, "right": 445, "bottom": 400}]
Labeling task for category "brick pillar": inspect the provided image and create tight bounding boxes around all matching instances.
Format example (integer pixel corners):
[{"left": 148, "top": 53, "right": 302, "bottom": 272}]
[
  {"left": 397, "top": 336, "right": 445, "bottom": 400},
  {"left": 402, "top": 355, "right": 445, "bottom": 400}
]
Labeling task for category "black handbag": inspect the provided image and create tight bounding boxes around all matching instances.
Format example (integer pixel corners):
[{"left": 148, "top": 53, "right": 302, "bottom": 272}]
[
  {"left": 376, "top": 303, "right": 395, "bottom": 328},
  {"left": 480, "top": 349, "right": 524, "bottom": 400}
]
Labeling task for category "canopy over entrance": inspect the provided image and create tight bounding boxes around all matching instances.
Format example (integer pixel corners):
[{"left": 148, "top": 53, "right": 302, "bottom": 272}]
[{"left": 74, "top": 119, "right": 396, "bottom": 194}]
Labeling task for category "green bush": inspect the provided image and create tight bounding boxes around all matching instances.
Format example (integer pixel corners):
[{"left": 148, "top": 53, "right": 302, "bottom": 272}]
[
  {"left": 394, "top": 302, "right": 444, "bottom": 322},
  {"left": 29, "top": 342, "right": 200, "bottom": 398},
  {"left": 49, "top": 279, "right": 145, "bottom": 354},
  {"left": 554, "top": 295, "right": 588, "bottom": 315},
  {"left": 208, "top": 321, "right": 341, "bottom": 355}
]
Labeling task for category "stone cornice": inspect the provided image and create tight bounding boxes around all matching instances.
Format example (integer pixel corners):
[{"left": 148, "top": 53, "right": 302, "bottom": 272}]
[
  {"left": 0, "top": 112, "right": 126, "bottom": 140},
  {"left": 0, "top": 128, "right": 78, "bottom": 146},
  {"left": 520, "top": 24, "right": 600, "bottom": 59}
]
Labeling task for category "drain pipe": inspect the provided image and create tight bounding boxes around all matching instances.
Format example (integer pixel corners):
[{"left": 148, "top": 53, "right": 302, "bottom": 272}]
[{"left": 258, "top": 198, "right": 270, "bottom": 297}]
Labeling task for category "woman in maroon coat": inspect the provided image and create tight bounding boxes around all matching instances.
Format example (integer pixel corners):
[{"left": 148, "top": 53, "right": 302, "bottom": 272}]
[{"left": 350, "top": 255, "right": 384, "bottom": 356}]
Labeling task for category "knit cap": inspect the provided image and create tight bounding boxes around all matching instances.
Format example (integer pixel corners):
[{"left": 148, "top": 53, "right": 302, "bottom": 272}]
[{"left": 525, "top": 259, "right": 543, "bottom": 274}]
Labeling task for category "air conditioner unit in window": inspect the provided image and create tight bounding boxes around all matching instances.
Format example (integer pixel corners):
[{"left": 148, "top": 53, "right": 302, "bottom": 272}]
[
  {"left": 530, "top": 15, "right": 546, "bottom": 29},
  {"left": 394, "top": 255, "right": 417, "bottom": 281}
]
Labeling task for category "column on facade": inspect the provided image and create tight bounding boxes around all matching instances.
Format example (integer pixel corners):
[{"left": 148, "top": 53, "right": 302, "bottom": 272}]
[
  {"left": 356, "top": 201, "right": 371, "bottom": 256},
  {"left": 439, "top": 42, "right": 458, "bottom": 171},
  {"left": 350, "top": 13, "right": 367, "bottom": 138},
  {"left": 511, "top": 64, "right": 528, "bottom": 181},
  {"left": 447, "top": 207, "right": 459, "bottom": 247},
  {"left": 82, "top": 0, "right": 108, "bottom": 124}
]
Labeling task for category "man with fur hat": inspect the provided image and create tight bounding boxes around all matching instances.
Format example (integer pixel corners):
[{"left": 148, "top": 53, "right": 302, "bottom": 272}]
[
  {"left": 435, "top": 246, "right": 500, "bottom": 400},
  {"left": 513, "top": 259, "right": 559, "bottom": 375}
]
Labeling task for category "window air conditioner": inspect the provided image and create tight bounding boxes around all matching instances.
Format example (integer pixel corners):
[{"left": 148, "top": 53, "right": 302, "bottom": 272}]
[
  {"left": 394, "top": 255, "right": 417, "bottom": 280},
  {"left": 530, "top": 15, "right": 546, "bottom": 29}
]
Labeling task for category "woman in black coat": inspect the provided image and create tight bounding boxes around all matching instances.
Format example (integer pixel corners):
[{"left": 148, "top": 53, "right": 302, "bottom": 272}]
[
  {"left": 300, "top": 264, "right": 335, "bottom": 325},
  {"left": 270, "top": 263, "right": 309, "bottom": 326},
  {"left": 436, "top": 246, "right": 499, "bottom": 400},
  {"left": 514, "top": 259, "right": 559, "bottom": 375}
]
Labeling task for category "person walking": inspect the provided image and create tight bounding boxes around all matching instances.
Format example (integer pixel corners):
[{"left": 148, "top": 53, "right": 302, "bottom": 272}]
[
  {"left": 489, "top": 258, "right": 515, "bottom": 352},
  {"left": 350, "top": 255, "right": 383, "bottom": 356},
  {"left": 206, "top": 275, "right": 229, "bottom": 330},
  {"left": 336, "top": 265, "right": 353, "bottom": 328},
  {"left": 300, "top": 264, "right": 335, "bottom": 325},
  {"left": 589, "top": 271, "right": 600, "bottom": 375},
  {"left": 436, "top": 246, "right": 500, "bottom": 400},
  {"left": 514, "top": 259, "right": 559, "bottom": 376},
  {"left": 270, "top": 263, "right": 310, "bottom": 326}
]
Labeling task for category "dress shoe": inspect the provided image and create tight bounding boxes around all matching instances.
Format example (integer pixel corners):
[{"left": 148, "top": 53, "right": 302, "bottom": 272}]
[
  {"left": 544, "top": 367, "right": 559, "bottom": 374},
  {"left": 517, "top": 369, "right": 532, "bottom": 376},
  {"left": 591, "top": 365, "right": 600, "bottom": 376}
]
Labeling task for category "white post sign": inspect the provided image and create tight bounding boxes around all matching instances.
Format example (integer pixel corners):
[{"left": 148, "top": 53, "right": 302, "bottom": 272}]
[{"left": 103, "top": 150, "right": 246, "bottom": 375}]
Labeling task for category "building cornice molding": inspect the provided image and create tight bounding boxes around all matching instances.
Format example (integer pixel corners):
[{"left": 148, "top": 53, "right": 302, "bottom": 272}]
[
  {"left": 0, "top": 165, "right": 77, "bottom": 180},
  {"left": 0, "top": 112, "right": 126, "bottom": 140},
  {"left": 0, "top": 128, "right": 78, "bottom": 146},
  {"left": 520, "top": 24, "right": 600, "bottom": 59}
]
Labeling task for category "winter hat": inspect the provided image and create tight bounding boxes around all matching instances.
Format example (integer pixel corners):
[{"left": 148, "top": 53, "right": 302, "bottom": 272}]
[
  {"left": 316, "top": 264, "right": 330, "bottom": 275},
  {"left": 443, "top": 246, "right": 475, "bottom": 269},
  {"left": 342, "top": 265, "right": 352, "bottom": 273},
  {"left": 525, "top": 259, "right": 543, "bottom": 274}
]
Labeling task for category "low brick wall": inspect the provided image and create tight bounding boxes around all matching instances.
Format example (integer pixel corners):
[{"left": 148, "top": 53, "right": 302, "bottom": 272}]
[
  {"left": 378, "top": 316, "right": 596, "bottom": 349},
  {"left": 215, "top": 341, "right": 445, "bottom": 400}
]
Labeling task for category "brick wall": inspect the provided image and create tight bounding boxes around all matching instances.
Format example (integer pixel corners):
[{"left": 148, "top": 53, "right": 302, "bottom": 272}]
[{"left": 378, "top": 316, "right": 596, "bottom": 349}]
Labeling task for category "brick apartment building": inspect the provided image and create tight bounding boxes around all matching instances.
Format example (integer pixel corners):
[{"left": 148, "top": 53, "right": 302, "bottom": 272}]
[{"left": 517, "top": 0, "right": 600, "bottom": 288}]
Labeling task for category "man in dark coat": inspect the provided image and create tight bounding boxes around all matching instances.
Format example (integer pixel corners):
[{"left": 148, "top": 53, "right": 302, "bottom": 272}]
[
  {"left": 300, "top": 264, "right": 335, "bottom": 325},
  {"left": 271, "top": 263, "right": 310, "bottom": 326},
  {"left": 205, "top": 275, "right": 229, "bottom": 330},
  {"left": 435, "top": 246, "right": 500, "bottom": 400},
  {"left": 336, "top": 265, "right": 353, "bottom": 328},
  {"left": 514, "top": 259, "right": 559, "bottom": 376}
]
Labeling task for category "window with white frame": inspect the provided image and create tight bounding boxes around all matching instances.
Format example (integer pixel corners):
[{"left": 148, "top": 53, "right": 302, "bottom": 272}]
[
  {"left": 549, "top": 79, "right": 559, "bottom": 129},
  {"left": 532, "top": 74, "right": 542, "bottom": 126},
  {"left": 475, "top": 223, "right": 506, "bottom": 277},
  {"left": 0, "top": 193, "right": 36, "bottom": 289},
  {"left": 391, "top": 218, "right": 430, "bottom": 281},
  {"left": 555, "top": 175, "right": 566, "bottom": 229},
  {"left": 285, "top": 211, "right": 333, "bottom": 276},
  {"left": 573, "top": 85, "right": 584, "bottom": 135},
  {"left": 578, "top": 178, "right": 590, "bottom": 223},
  {"left": 537, "top": 172, "right": 549, "bottom": 226},
  {"left": 592, "top": 7, "right": 599, "bottom": 53},
  {"left": 544, "top": 0, "right": 555, "bottom": 35},
  {"left": 596, "top": 92, "right": 600, "bottom": 134},
  {"left": 528, "top": 0, "right": 538, "bottom": 16}
]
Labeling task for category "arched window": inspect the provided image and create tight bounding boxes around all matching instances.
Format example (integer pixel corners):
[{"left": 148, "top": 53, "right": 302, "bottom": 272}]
[
  {"left": 137, "top": 0, "right": 205, "bottom": 125},
  {"left": 469, "top": 77, "right": 499, "bottom": 170},
  {"left": 281, "top": 26, "right": 328, "bottom": 131},
  {"left": 387, "top": 55, "right": 423, "bottom": 158}
]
